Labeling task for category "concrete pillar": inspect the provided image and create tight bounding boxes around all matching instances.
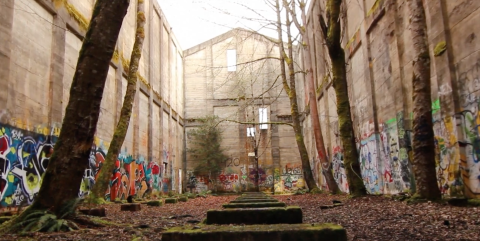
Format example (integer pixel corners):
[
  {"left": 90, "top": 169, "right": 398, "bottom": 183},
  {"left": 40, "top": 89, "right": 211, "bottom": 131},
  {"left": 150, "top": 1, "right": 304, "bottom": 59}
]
[
  {"left": 0, "top": 0, "right": 14, "bottom": 122},
  {"left": 48, "top": 15, "right": 66, "bottom": 127},
  {"left": 148, "top": 0, "right": 154, "bottom": 163}
]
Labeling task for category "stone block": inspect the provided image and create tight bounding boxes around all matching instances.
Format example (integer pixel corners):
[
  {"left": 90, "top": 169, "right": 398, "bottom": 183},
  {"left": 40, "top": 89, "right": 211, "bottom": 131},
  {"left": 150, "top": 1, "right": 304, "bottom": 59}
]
[
  {"left": 231, "top": 199, "right": 279, "bottom": 203},
  {"left": 79, "top": 208, "right": 106, "bottom": 217},
  {"left": 179, "top": 196, "right": 188, "bottom": 202},
  {"left": 165, "top": 198, "right": 178, "bottom": 204},
  {"left": 206, "top": 206, "right": 302, "bottom": 225},
  {"left": 223, "top": 202, "right": 286, "bottom": 209},
  {"left": 162, "top": 223, "right": 347, "bottom": 241},
  {"left": 146, "top": 200, "right": 163, "bottom": 206},
  {"left": 121, "top": 203, "right": 141, "bottom": 211}
]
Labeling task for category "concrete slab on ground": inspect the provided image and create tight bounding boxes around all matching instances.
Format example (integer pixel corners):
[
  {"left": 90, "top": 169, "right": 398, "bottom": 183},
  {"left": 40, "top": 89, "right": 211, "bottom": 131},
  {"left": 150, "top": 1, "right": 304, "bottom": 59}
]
[
  {"left": 162, "top": 223, "right": 347, "bottom": 241},
  {"left": 206, "top": 206, "right": 302, "bottom": 224}
]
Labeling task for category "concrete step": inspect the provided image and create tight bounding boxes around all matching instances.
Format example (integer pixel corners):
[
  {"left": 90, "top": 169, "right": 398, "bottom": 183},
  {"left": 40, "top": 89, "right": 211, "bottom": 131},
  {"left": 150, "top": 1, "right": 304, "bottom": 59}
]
[
  {"left": 236, "top": 196, "right": 275, "bottom": 199},
  {"left": 231, "top": 199, "right": 279, "bottom": 203},
  {"left": 223, "top": 202, "right": 286, "bottom": 209},
  {"left": 206, "top": 206, "right": 302, "bottom": 225},
  {"left": 162, "top": 223, "right": 347, "bottom": 241}
]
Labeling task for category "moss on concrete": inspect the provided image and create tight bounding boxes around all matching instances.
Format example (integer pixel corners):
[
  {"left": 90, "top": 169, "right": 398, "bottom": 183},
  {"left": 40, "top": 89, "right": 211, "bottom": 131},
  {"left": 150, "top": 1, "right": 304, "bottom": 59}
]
[
  {"left": 179, "top": 196, "right": 188, "bottom": 202},
  {"left": 162, "top": 223, "right": 347, "bottom": 241},
  {"left": 146, "top": 200, "right": 163, "bottom": 206},
  {"left": 165, "top": 198, "right": 178, "bottom": 204},
  {"left": 53, "top": 0, "right": 89, "bottom": 30},
  {"left": 206, "top": 206, "right": 302, "bottom": 225},
  {"left": 223, "top": 202, "right": 286, "bottom": 209},
  {"left": 468, "top": 199, "right": 480, "bottom": 207},
  {"left": 231, "top": 199, "right": 279, "bottom": 203},
  {"left": 434, "top": 41, "right": 447, "bottom": 56}
]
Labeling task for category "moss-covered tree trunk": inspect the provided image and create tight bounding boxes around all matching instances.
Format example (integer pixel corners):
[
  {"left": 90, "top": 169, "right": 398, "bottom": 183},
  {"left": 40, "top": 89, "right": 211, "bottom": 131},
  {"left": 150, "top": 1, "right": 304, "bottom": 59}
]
[
  {"left": 275, "top": 0, "right": 318, "bottom": 191},
  {"left": 89, "top": 0, "right": 146, "bottom": 203},
  {"left": 407, "top": 0, "right": 441, "bottom": 200},
  {"left": 288, "top": 0, "right": 340, "bottom": 193},
  {"left": 0, "top": 0, "right": 129, "bottom": 232},
  {"left": 324, "top": 0, "right": 366, "bottom": 196}
]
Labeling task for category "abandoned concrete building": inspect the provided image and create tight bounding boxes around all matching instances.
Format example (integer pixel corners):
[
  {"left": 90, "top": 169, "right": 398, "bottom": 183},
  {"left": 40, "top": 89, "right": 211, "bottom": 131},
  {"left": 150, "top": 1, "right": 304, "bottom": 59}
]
[{"left": 1, "top": 0, "right": 479, "bottom": 208}]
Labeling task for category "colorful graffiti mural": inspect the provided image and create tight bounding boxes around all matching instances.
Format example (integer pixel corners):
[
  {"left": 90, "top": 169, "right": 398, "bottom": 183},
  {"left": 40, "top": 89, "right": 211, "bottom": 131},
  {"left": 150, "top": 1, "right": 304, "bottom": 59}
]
[
  {"left": 457, "top": 62, "right": 480, "bottom": 197},
  {"left": 0, "top": 124, "right": 56, "bottom": 208},
  {"left": 332, "top": 146, "right": 349, "bottom": 193},
  {"left": 358, "top": 120, "right": 381, "bottom": 194},
  {"left": 219, "top": 172, "right": 240, "bottom": 191},
  {"left": 274, "top": 163, "right": 305, "bottom": 193},
  {"left": 0, "top": 123, "right": 173, "bottom": 209}
]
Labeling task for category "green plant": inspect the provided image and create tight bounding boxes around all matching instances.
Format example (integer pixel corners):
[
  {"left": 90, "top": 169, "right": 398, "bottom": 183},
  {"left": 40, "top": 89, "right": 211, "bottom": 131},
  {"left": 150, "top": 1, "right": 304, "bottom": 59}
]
[
  {"left": 188, "top": 116, "right": 229, "bottom": 182},
  {"left": 309, "top": 188, "right": 323, "bottom": 194},
  {"left": 294, "top": 189, "right": 307, "bottom": 195},
  {"left": 11, "top": 198, "right": 82, "bottom": 233}
]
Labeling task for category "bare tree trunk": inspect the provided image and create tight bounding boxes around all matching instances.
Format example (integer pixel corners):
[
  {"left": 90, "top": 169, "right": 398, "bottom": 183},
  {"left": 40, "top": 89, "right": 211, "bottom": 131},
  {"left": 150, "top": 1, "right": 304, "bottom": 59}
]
[
  {"left": 89, "top": 0, "right": 146, "bottom": 203},
  {"left": 407, "top": 0, "right": 441, "bottom": 200},
  {"left": 0, "top": 0, "right": 129, "bottom": 232},
  {"left": 322, "top": 0, "right": 366, "bottom": 196},
  {"left": 288, "top": 0, "right": 340, "bottom": 193},
  {"left": 274, "top": 0, "right": 318, "bottom": 191}
]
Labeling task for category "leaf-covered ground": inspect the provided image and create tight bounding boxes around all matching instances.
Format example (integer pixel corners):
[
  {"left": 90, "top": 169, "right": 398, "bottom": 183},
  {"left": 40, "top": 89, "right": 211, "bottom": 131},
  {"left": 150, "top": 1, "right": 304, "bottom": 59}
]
[{"left": 1, "top": 194, "right": 479, "bottom": 240}]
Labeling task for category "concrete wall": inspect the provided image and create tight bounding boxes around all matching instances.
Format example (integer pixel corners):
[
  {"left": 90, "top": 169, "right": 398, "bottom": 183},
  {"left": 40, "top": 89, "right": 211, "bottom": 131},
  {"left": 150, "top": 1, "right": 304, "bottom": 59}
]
[
  {"left": 183, "top": 29, "right": 305, "bottom": 193},
  {"left": 302, "top": 0, "right": 480, "bottom": 198},
  {"left": 0, "top": 0, "right": 184, "bottom": 209}
]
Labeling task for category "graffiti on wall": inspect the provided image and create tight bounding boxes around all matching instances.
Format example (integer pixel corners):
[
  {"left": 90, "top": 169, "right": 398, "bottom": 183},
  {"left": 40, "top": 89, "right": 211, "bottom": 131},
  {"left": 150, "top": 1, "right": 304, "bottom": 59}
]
[
  {"left": 0, "top": 123, "right": 174, "bottom": 208},
  {"left": 457, "top": 58, "right": 480, "bottom": 197},
  {"left": 276, "top": 163, "right": 304, "bottom": 192},
  {"left": 219, "top": 172, "right": 239, "bottom": 191},
  {"left": 186, "top": 170, "right": 209, "bottom": 193},
  {"left": 433, "top": 115, "right": 464, "bottom": 196},
  {"left": 358, "top": 120, "right": 381, "bottom": 193},
  {"left": 332, "top": 146, "right": 349, "bottom": 193},
  {"left": 379, "top": 116, "right": 411, "bottom": 194},
  {"left": 0, "top": 124, "right": 56, "bottom": 208}
]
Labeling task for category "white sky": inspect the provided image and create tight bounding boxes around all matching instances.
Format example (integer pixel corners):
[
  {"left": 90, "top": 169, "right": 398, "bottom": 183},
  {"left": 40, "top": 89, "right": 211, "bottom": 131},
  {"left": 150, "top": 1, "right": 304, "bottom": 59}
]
[{"left": 157, "top": 0, "right": 299, "bottom": 50}]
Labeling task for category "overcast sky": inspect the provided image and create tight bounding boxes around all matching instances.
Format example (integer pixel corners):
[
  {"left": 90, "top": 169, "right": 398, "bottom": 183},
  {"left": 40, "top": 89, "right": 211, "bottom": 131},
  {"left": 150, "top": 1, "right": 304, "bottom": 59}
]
[{"left": 157, "top": 0, "right": 288, "bottom": 50}]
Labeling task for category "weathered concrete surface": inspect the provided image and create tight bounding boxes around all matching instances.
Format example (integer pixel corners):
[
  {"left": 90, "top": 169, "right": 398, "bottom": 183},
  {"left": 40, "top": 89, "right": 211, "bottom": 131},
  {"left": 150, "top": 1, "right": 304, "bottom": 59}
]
[
  {"left": 231, "top": 199, "right": 280, "bottom": 203},
  {"left": 0, "top": 0, "right": 185, "bottom": 209},
  {"left": 121, "top": 204, "right": 141, "bottom": 211},
  {"left": 162, "top": 223, "right": 347, "bottom": 241},
  {"left": 183, "top": 28, "right": 305, "bottom": 194},
  {"left": 301, "top": 0, "right": 480, "bottom": 200},
  {"left": 205, "top": 206, "right": 302, "bottom": 224},
  {"left": 165, "top": 198, "right": 178, "bottom": 204},
  {"left": 223, "top": 202, "right": 286, "bottom": 208}
]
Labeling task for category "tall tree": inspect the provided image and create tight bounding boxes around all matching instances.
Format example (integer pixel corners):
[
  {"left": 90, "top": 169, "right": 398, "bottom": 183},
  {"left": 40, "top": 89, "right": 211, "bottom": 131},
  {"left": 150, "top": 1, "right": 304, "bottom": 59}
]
[
  {"left": 287, "top": 0, "right": 340, "bottom": 193},
  {"left": 319, "top": 0, "right": 367, "bottom": 196},
  {"left": 88, "top": 0, "right": 146, "bottom": 203},
  {"left": 188, "top": 116, "right": 229, "bottom": 192},
  {"left": 407, "top": 0, "right": 441, "bottom": 200},
  {"left": 273, "top": 0, "right": 318, "bottom": 190},
  {"left": 0, "top": 0, "right": 130, "bottom": 233}
]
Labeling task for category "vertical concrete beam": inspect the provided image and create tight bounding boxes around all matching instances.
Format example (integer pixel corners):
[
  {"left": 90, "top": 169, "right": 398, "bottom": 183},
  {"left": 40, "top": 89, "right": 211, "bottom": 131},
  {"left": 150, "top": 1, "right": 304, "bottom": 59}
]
[
  {"left": 391, "top": 0, "right": 416, "bottom": 193},
  {"left": 360, "top": 0, "right": 384, "bottom": 188},
  {"left": 158, "top": 13, "right": 164, "bottom": 167},
  {"left": 438, "top": 0, "right": 460, "bottom": 113},
  {"left": 148, "top": 0, "right": 154, "bottom": 163},
  {"left": 133, "top": 82, "right": 140, "bottom": 160},
  {"left": 48, "top": 15, "right": 66, "bottom": 127},
  {"left": 0, "top": 0, "right": 14, "bottom": 122}
]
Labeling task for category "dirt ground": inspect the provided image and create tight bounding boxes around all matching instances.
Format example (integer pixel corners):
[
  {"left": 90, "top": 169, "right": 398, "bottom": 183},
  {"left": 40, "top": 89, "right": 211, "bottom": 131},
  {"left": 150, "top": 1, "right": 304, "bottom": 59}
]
[{"left": 1, "top": 194, "right": 479, "bottom": 240}]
